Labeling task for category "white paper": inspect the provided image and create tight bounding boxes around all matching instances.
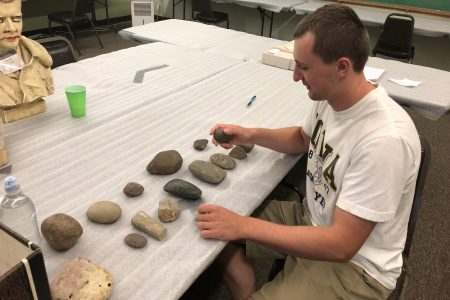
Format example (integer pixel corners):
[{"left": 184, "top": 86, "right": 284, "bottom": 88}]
[
  {"left": 364, "top": 66, "right": 385, "bottom": 81},
  {"left": 388, "top": 78, "right": 422, "bottom": 87}
]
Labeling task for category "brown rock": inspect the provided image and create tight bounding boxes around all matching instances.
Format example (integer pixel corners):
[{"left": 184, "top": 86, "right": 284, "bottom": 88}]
[
  {"left": 124, "top": 233, "right": 148, "bottom": 248},
  {"left": 158, "top": 198, "right": 181, "bottom": 222},
  {"left": 41, "top": 213, "right": 83, "bottom": 251},
  {"left": 146, "top": 150, "right": 183, "bottom": 175},
  {"left": 123, "top": 182, "right": 144, "bottom": 197},
  {"left": 194, "top": 139, "right": 208, "bottom": 151}
]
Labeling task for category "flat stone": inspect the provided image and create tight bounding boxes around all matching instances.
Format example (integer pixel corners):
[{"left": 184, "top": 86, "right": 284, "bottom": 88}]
[
  {"left": 194, "top": 139, "right": 208, "bottom": 151},
  {"left": 163, "top": 179, "right": 202, "bottom": 200},
  {"left": 158, "top": 198, "right": 181, "bottom": 222},
  {"left": 239, "top": 144, "right": 255, "bottom": 153},
  {"left": 123, "top": 182, "right": 144, "bottom": 197},
  {"left": 147, "top": 150, "right": 183, "bottom": 175},
  {"left": 41, "top": 213, "right": 83, "bottom": 251},
  {"left": 229, "top": 146, "right": 247, "bottom": 159},
  {"left": 86, "top": 201, "right": 122, "bottom": 224},
  {"left": 213, "top": 128, "right": 233, "bottom": 143},
  {"left": 189, "top": 160, "right": 226, "bottom": 184},
  {"left": 210, "top": 153, "right": 236, "bottom": 170},
  {"left": 124, "top": 233, "right": 148, "bottom": 248},
  {"left": 50, "top": 258, "right": 113, "bottom": 300}
]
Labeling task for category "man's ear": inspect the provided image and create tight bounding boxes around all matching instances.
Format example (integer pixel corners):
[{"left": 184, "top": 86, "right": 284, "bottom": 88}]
[{"left": 336, "top": 57, "right": 351, "bottom": 78}]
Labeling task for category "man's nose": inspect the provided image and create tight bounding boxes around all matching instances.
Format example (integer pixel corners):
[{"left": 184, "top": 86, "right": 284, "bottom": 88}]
[{"left": 293, "top": 67, "right": 303, "bottom": 82}]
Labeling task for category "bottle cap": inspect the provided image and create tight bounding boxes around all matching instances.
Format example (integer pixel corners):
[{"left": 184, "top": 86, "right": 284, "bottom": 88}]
[{"left": 4, "top": 176, "right": 20, "bottom": 192}]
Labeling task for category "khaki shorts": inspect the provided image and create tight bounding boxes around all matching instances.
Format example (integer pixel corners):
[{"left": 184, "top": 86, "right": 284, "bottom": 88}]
[{"left": 246, "top": 200, "right": 392, "bottom": 300}]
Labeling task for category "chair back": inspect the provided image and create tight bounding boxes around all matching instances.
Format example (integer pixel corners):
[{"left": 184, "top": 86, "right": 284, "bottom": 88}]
[
  {"left": 73, "top": 0, "right": 95, "bottom": 16},
  {"left": 192, "top": 0, "right": 214, "bottom": 18},
  {"left": 35, "top": 36, "right": 78, "bottom": 69},
  {"left": 378, "top": 13, "right": 414, "bottom": 53}
]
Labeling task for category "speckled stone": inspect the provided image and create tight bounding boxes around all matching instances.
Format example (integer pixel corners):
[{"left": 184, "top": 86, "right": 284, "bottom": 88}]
[
  {"left": 158, "top": 198, "right": 181, "bottom": 222},
  {"left": 213, "top": 128, "right": 233, "bottom": 143},
  {"left": 189, "top": 160, "right": 226, "bottom": 184},
  {"left": 41, "top": 213, "right": 83, "bottom": 251},
  {"left": 86, "top": 201, "right": 122, "bottom": 224},
  {"left": 210, "top": 153, "right": 236, "bottom": 170},
  {"left": 123, "top": 182, "right": 144, "bottom": 197},
  {"left": 124, "top": 233, "right": 148, "bottom": 248},
  {"left": 147, "top": 150, "right": 183, "bottom": 175},
  {"left": 163, "top": 179, "right": 202, "bottom": 200},
  {"left": 239, "top": 144, "right": 255, "bottom": 153},
  {"left": 194, "top": 139, "right": 208, "bottom": 151},
  {"left": 229, "top": 146, "right": 247, "bottom": 159}
]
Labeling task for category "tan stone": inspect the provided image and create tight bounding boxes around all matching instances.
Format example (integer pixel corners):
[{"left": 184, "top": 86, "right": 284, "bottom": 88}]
[{"left": 0, "top": 99, "right": 46, "bottom": 123}]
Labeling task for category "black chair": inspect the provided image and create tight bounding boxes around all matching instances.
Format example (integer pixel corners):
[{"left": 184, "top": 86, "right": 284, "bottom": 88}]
[
  {"left": 267, "top": 136, "right": 431, "bottom": 300},
  {"left": 372, "top": 13, "right": 415, "bottom": 63},
  {"left": 34, "top": 36, "right": 78, "bottom": 69},
  {"left": 192, "top": 0, "right": 229, "bottom": 29},
  {"left": 48, "top": 0, "right": 104, "bottom": 56}
]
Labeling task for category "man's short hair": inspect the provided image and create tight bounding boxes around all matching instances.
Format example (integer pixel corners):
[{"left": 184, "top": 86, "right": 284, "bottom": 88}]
[
  {"left": 293, "top": 4, "right": 370, "bottom": 72},
  {"left": 0, "top": 0, "right": 18, "bottom": 3}
]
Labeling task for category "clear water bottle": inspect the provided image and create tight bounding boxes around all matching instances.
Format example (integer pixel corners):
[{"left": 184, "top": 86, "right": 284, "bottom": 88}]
[{"left": 0, "top": 176, "right": 41, "bottom": 245}]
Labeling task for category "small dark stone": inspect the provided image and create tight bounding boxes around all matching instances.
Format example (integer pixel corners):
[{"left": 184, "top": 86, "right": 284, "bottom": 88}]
[
  {"left": 229, "top": 146, "right": 247, "bottom": 159},
  {"left": 125, "top": 233, "right": 148, "bottom": 248},
  {"left": 239, "top": 144, "right": 255, "bottom": 153},
  {"left": 163, "top": 179, "right": 202, "bottom": 200},
  {"left": 214, "top": 128, "right": 233, "bottom": 143},
  {"left": 147, "top": 150, "right": 183, "bottom": 175},
  {"left": 210, "top": 153, "right": 236, "bottom": 170},
  {"left": 123, "top": 182, "right": 144, "bottom": 197},
  {"left": 194, "top": 139, "right": 208, "bottom": 151},
  {"left": 189, "top": 160, "right": 227, "bottom": 184}
]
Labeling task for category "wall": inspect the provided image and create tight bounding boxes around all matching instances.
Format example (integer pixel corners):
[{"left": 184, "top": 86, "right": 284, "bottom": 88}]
[{"left": 21, "top": 0, "right": 450, "bottom": 71}]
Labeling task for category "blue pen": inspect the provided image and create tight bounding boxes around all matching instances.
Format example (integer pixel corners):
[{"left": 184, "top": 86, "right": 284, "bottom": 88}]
[{"left": 247, "top": 95, "right": 257, "bottom": 107}]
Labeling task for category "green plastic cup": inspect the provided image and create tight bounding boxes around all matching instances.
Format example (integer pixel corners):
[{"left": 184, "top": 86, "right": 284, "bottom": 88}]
[{"left": 65, "top": 85, "right": 86, "bottom": 118}]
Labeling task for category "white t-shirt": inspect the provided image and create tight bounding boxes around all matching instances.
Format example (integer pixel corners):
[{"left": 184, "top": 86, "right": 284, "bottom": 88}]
[{"left": 302, "top": 85, "right": 420, "bottom": 290}]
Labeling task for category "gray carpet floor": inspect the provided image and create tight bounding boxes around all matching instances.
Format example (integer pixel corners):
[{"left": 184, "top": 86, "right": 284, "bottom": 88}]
[{"left": 37, "top": 25, "right": 449, "bottom": 300}]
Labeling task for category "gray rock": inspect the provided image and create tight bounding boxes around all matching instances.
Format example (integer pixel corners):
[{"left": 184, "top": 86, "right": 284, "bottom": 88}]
[
  {"left": 86, "top": 201, "right": 122, "bottom": 224},
  {"left": 158, "top": 198, "right": 181, "bottom": 222},
  {"left": 123, "top": 182, "right": 144, "bottom": 197},
  {"left": 229, "top": 146, "right": 247, "bottom": 159},
  {"left": 239, "top": 144, "right": 255, "bottom": 153},
  {"left": 124, "top": 233, "right": 148, "bottom": 248},
  {"left": 41, "top": 213, "right": 83, "bottom": 251},
  {"left": 189, "top": 160, "right": 226, "bottom": 184},
  {"left": 210, "top": 153, "right": 236, "bottom": 170},
  {"left": 147, "top": 150, "right": 183, "bottom": 175},
  {"left": 213, "top": 128, "right": 233, "bottom": 143},
  {"left": 163, "top": 179, "right": 202, "bottom": 200},
  {"left": 194, "top": 139, "right": 208, "bottom": 151}
]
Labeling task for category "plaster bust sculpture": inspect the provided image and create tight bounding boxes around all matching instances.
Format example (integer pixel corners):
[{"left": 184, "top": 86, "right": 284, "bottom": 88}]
[{"left": 0, "top": 0, "right": 54, "bottom": 109}]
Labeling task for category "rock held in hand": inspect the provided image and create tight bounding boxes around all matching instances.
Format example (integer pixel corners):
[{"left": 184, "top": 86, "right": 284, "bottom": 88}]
[{"left": 214, "top": 128, "right": 233, "bottom": 143}]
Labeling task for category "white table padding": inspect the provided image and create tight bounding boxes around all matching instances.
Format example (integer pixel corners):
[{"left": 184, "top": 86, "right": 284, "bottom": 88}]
[
  {"left": 5, "top": 42, "right": 241, "bottom": 163},
  {"left": 367, "top": 57, "right": 450, "bottom": 120},
  {"left": 228, "top": 0, "right": 307, "bottom": 12},
  {"left": 3, "top": 56, "right": 313, "bottom": 299}
]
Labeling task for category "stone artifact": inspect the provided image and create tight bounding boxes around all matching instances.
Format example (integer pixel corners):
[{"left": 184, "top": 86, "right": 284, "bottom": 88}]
[
  {"left": 123, "top": 182, "right": 144, "bottom": 197},
  {"left": 146, "top": 150, "right": 183, "bottom": 175},
  {"left": 124, "top": 233, "right": 148, "bottom": 248},
  {"left": 189, "top": 160, "right": 226, "bottom": 184},
  {"left": 41, "top": 213, "right": 83, "bottom": 251},
  {"left": 0, "top": 0, "right": 54, "bottom": 118},
  {"left": 163, "top": 179, "right": 202, "bottom": 200},
  {"left": 239, "top": 144, "right": 255, "bottom": 153},
  {"left": 210, "top": 153, "right": 236, "bottom": 170},
  {"left": 50, "top": 257, "right": 113, "bottom": 300},
  {"left": 213, "top": 128, "right": 233, "bottom": 143},
  {"left": 194, "top": 139, "right": 208, "bottom": 151},
  {"left": 229, "top": 146, "right": 247, "bottom": 160},
  {"left": 131, "top": 210, "right": 167, "bottom": 241},
  {"left": 158, "top": 198, "right": 181, "bottom": 222},
  {"left": 86, "top": 201, "right": 121, "bottom": 224}
]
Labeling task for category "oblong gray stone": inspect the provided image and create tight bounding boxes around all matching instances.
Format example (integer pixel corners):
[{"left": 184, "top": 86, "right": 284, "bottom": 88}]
[
  {"left": 229, "top": 146, "right": 247, "bottom": 159},
  {"left": 210, "top": 153, "right": 236, "bottom": 170},
  {"left": 147, "top": 150, "right": 183, "bottom": 175},
  {"left": 86, "top": 201, "right": 122, "bottom": 224},
  {"left": 239, "top": 144, "right": 255, "bottom": 153},
  {"left": 163, "top": 179, "right": 202, "bottom": 200},
  {"left": 189, "top": 160, "right": 226, "bottom": 184}
]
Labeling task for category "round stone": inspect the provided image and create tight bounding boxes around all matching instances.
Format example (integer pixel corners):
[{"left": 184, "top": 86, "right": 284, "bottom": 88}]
[
  {"left": 163, "top": 179, "right": 202, "bottom": 200},
  {"left": 123, "top": 182, "right": 144, "bottom": 197},
  {"left": 147, "top": 150, "right": 183, "bottom": 175},
  {"left": 188, "top": 160, "right": 227, "bottom": 184},
  {"left": 194, "top": 139, "right": 208, "bottom": 151},
  {"left": 229, "top": 146, "right": 247, "bottom": 159},
  {"left": 124, "top": 233, "right": 148, "bottom": 248},
  {"left": 239, "top": 144, "right": 255, "bottom": 153},
  {"left": 41, "top": 213, "right": 83, "bottom": 251},
  {"left": 210, "top": 153, "right": 236, "bottom": 170},
  {"left": 86, "top": 201, "right": 122, "bottom": 224},
  {"left": 213, "top": 128, "right": 233, "bottom": 143}
]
